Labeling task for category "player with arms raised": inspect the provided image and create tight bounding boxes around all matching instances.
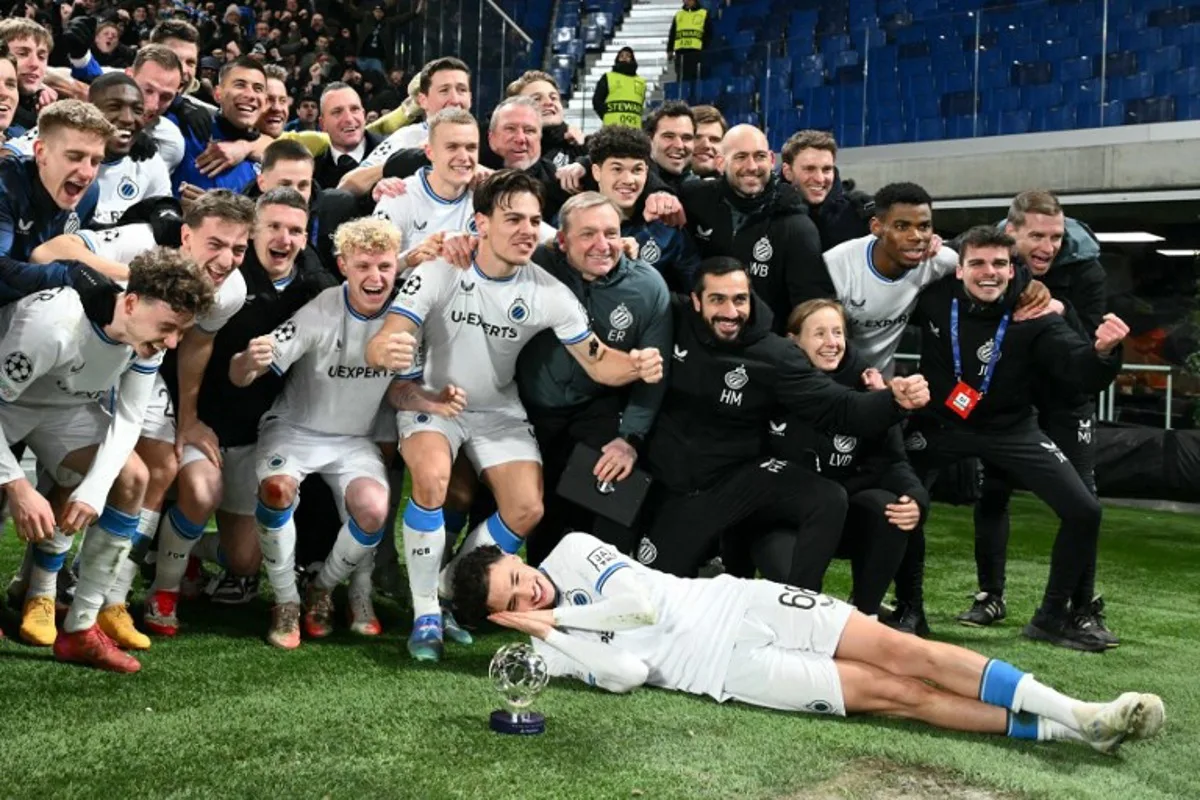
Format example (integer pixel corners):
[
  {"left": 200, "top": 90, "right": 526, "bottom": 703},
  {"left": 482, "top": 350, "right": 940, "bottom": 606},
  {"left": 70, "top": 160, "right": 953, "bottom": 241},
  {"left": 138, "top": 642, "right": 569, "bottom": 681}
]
[
  {"left": 366, "top": 169, "right": 663, "bottom": 662},
  {"left": 454, "top": 534, "right": 1165, "bottom": 753},
  {"left": 230, "top": 217, "right": 409, "bottom": 649}
]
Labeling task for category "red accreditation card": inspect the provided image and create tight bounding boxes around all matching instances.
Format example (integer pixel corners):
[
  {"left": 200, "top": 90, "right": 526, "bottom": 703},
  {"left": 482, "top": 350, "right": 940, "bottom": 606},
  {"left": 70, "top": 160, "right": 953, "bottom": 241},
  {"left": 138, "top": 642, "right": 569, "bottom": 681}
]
[{"left": 944, "top": 380, "right": 982, "bottom": 419}]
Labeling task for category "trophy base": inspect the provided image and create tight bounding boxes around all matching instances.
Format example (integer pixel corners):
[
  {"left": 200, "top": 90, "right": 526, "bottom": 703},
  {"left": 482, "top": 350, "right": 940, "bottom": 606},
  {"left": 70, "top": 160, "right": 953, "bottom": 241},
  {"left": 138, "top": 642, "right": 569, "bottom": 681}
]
[{"left": 489, "top": 709, "right": 546, "bottom": 735}]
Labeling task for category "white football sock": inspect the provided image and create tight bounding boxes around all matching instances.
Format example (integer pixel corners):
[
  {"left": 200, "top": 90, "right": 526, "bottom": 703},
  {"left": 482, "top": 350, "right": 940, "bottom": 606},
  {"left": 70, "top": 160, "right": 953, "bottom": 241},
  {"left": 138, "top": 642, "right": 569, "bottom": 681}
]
[
  {"left": 65, "top": 508, "right": 138, "bottom": 633},
  {"left": 28, "top": 531, "right": 73, "bottom": 600},
  {"left": 152, "top": 506, "right": 208, "bottom": 592},
  {"left": 1013, "top": 675, "right": 1084, "bottom": 730},
  {"left": 402, "top": 501, "right": 445, "bottom": 619},
  {"left": 315, "top": 517, "right": 384, "bottom": 590},
  {"left": 256, "top": 502, "right": 299, "bottom": 604}
]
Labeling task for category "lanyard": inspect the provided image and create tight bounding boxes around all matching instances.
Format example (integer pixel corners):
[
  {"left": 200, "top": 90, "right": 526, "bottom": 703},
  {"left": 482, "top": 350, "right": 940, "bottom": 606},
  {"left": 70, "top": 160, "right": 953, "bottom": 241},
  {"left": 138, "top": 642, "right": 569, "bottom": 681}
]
[{"left": 950, "top": 298, "right": 1010, "bottom": 395}]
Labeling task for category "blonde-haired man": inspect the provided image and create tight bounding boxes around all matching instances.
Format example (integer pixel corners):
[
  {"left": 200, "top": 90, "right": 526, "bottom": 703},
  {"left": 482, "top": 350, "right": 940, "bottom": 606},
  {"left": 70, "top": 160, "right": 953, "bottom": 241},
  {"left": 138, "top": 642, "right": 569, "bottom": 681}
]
[{"left": 229, "top": 216, "right": 416, "bottom": 650}]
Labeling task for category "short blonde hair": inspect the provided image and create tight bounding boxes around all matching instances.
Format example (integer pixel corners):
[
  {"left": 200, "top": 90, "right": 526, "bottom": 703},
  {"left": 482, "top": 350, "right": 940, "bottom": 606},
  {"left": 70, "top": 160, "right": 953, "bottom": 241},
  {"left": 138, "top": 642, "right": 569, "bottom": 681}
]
[
  {"left": 0, "top": 19, "right": 53, "bottom": 51},
  {"left": 786, "top": 298, "right": 846, "bottom": 336},
  {"left": 333, "top": 217, "right": 402, "bottom": 259},
  {"left": 37, "top": 99, "right": 116, "bottom": 142},
  {"left": 506, "top": 69, "right": 558, "bottom": 97}
]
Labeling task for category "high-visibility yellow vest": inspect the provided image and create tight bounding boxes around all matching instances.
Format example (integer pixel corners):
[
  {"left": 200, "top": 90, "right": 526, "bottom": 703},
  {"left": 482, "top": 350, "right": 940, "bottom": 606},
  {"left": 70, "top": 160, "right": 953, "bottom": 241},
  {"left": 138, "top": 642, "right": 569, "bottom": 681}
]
[
  {"left": 672, "top": 8, "right": 707, "bottom": 51},
  {"left": 603, "top": 72, "right": 647, "bottom": 127}
]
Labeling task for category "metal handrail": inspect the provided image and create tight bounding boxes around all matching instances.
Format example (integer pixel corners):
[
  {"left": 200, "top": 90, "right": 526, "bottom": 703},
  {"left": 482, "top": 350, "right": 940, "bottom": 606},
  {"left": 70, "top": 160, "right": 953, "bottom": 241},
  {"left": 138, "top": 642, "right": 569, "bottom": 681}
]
[
  {"left": 484, "top": 0, "right": 533, "bottom": 43},
  {"left": 892, "top": 354, "right": 1179, "bottom": 430}
]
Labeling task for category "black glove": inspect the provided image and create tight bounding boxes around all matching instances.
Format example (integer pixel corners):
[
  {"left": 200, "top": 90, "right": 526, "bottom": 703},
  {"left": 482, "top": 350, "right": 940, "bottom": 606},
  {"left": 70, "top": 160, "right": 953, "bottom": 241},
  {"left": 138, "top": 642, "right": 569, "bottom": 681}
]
[
  {"left": 127, "top": 130, "right": 159, "bottom": 162},
  {"left": 67, "top": 262, "right": 120, "bottom": 327},
  {"left": 62, "top": 16, "right": 97, "bottom": 60},
  {"left": 116, "top": 196, "right": 183, "bottom": 246}
]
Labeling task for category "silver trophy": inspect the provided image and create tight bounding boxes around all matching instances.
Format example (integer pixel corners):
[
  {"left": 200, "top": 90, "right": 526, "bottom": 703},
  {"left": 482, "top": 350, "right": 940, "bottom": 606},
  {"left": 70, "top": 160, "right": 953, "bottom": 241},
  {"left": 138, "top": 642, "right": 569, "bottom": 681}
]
[{"left": 489, "top": 642, "right": 549, "bottom": 735}]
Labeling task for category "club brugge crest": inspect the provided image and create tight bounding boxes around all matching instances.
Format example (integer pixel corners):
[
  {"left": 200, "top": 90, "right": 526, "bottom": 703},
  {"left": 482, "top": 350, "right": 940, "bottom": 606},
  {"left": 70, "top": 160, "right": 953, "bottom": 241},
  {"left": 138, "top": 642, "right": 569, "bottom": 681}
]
[
  {"left": 64, "top": 212, "right": 80, "bottom": 235},
  {"left": 467, "top": 216, "right": 478, "bottom": 234},
  {"left": 118, "top": 176, "right": 140, "bottom": 200},
  {"left": 639, "top": 238, "right": 661, "bottom": 264},
  {"left": 832, "top": 434, "right": 857, "bottom": 453},
  {"left": 752, "top": 235, "right": 773, "bottom": 262},
  {"left": 636, "top": 537, "right": 657, "bottom": 564},
  {"left": 724, "top": 364, "right": 749, "bottom": 390},
  {"left": 267, "top": 454, "right": 286, "bottom": 469},
  {"left": 565, "top": 588, "right": 591, "bottom": 605},
  {"left": 507, "top": 297, "right": 530, "bottom": 323},
  {"left": 609, "top": 303, "right": 633, "bottom": 331},
  {"left": 977, "top": 338, "right": 997, "bottom": 362}
]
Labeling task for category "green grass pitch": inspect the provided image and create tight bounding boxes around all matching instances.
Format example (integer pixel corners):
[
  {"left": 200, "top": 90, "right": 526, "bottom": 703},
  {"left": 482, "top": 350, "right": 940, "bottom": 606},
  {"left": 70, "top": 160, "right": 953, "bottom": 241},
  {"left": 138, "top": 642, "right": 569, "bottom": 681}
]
[{"left": 0, "top": 495, "right": 1196, "bottom": 799}]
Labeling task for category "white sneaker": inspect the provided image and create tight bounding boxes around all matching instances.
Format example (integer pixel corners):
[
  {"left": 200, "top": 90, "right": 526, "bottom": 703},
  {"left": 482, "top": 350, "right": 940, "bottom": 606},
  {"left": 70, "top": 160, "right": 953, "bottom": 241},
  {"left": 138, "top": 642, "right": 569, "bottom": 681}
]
[
  {"left": 1075, "top": 692, "right": 1164, "bottom": 754},
  {"left": 346, "top": 588, "right": 381, "bottom": 636}
]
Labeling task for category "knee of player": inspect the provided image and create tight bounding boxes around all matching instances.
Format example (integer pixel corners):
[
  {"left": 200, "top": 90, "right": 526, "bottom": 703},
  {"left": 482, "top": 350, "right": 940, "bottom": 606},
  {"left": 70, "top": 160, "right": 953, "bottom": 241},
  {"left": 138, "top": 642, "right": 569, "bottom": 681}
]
[
  {"left": 259, "top": 476, "right": 297, "bottom": 510},
  {"left": 505, "top": 497, "right": 544, "bottom": 533},
  {"left": 876, "top": 625, "right": 931, "bottom": 676},
  {"left": 115, "top": 452, "right": 151, "bottom": 497},
  {"left": 179, "top": 469, "right": 223, "bottom": 518},
  {"left": 409, "top": 467, "right": 451, "bottom": 508},
  {"left": 348, "top": 495, "right": 390, "bottom": 533},
  {"left": 145, "top": 452, "right": 180, "bottom": 494}
]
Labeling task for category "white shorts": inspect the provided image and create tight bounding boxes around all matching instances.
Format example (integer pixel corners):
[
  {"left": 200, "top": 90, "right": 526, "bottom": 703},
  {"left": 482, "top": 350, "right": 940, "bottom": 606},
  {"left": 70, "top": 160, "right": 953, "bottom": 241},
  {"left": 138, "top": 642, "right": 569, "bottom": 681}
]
[
  {"left": 180, "top": 443, "right": 258, "bottom": 516},
  {"left": 139, "top": 373, "right": 176, "bottom": 444},
  {"left": 0, "top": 401, "right": 111, "bottom": 484},
  {"left": 397, "top": 407, "right": 540, "bottom": 472},
  {"left": 719, "top": 581, "right": 854, "bottom": 717},
  {"left": 255, "top": 418, "right": 388, "bottom": 519}
]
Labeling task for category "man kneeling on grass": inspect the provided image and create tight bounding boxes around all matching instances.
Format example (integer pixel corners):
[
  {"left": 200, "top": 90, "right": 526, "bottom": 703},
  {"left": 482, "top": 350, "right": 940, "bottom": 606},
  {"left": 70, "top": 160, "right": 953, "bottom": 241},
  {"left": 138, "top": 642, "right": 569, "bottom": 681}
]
[{"left": 453, "top": 533, "right": 1165, "bottom": 753}]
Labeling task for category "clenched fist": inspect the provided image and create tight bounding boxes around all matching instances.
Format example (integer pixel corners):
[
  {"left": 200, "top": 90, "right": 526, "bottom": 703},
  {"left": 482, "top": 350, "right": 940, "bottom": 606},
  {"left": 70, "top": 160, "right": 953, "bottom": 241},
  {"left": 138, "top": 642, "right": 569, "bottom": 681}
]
[
  {"left": 1094, "top": 313, "right": 1130, "bottom": 356},
  {"left": 229, "top": 334, "right": 275, "bottom": 386},
  {"left": 891, "top": 374, "right": 930, "bottom": 410},
  {"left": 376, "top": 331, "right": 417, "bottom": 372},
  {"left": 630, "top": 347, "right": 663, "bottom": 383}
]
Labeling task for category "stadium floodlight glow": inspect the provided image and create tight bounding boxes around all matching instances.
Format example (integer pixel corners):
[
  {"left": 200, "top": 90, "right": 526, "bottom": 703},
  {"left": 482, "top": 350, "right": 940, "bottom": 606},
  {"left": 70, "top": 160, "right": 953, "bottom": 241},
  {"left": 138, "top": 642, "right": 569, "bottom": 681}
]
[
  {"left": 1156, "top": 249, "right": 1200, "bottom": 257},
  {"left": 1094, "top": 232, "right": 1166, "bottom": 243}
]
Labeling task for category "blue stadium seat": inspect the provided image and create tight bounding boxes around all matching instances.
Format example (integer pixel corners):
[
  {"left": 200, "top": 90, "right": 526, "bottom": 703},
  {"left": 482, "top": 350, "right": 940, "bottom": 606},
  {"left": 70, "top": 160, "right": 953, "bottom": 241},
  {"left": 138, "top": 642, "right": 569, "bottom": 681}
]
[
  {"left": 1125, "top": 96, "right": 1177, "bottom": 125},
  {"left": 982, "top": 87, "right": 1022, "bottom": 113},
  {"left": 871, "top": 120, "right": 906, "bottom": 145},
  {"left": 945, "top": 115, "right": 979, "bottom": 139},
  {"left": 1141, "top": 45, "right": 1182, "bottom": 75},
  {"left": 905, "top": 93, "right": 940, "bottom": 118},
  {"left": 1024, "top": 83, "right": 1064, "bottom": 109},
  {"left": 1032, "top": 105, "right": 1078, "bottom": 132},
  {"left": 1115, "top": 72, "right": 1156, "bottom": 101},
  {"left": 1102, "top": 51, "right": 1139, "bottom": 78},
  {"left": 1059, "top": 56, "right": 1094, "bottom": 83},
  {"left": 1076, "top": 101, "right": 1125, "bottom": 128},
  {"left": 913, "top": 117, "right": 945, "bottom": 141},
  {"left": 996, "top": 109, "right": 1032, "bottom": 135},
  {"left": 1119, "top": 28, "right": 1163, "bottom": 52},
  {"left": 1159, "top": 66, "right": 1200, "bottom": 97}
]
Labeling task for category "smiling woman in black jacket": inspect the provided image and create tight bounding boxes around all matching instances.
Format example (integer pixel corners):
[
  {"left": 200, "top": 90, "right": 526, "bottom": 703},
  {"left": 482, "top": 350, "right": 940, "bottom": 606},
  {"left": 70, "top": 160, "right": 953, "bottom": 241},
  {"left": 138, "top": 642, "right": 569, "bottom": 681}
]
[{"left": 768, "top": 299, "right": 931, "bottom": 631}]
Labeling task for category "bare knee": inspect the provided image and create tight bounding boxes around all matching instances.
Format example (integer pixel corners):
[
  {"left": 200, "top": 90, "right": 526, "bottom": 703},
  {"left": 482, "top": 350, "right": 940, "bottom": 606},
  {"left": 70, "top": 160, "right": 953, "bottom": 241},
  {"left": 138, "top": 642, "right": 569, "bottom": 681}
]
[
  {"left": 177, "top": 461, "right": 223, "bottom": 519},
  {"left": 144, "top": 448, "right": 179, "bottom": 496},
  {"left": 409, "top": 464, "right": 450, "bottom": 509},
  {"left": 346, "top": 480, "right": 389, "bottom": 532},
  {"left": 875, "top": 626, "right": 937, "bottom": 678},
  {"left": 259, "top": 476, "right": 297, "bottom": 510},
  {"left": 500, "top": 495, "right": 543, "bottom": 535},
  {"left": 110, "top": 453, "right": 150, "bottom": 508}
]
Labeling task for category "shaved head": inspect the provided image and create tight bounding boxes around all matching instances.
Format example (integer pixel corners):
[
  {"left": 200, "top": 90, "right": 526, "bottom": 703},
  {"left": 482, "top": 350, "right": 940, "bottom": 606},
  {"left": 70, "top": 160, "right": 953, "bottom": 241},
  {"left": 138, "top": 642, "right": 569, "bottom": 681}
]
[{"left": 722, "top": 125, "right": 774, "bottom": 197}]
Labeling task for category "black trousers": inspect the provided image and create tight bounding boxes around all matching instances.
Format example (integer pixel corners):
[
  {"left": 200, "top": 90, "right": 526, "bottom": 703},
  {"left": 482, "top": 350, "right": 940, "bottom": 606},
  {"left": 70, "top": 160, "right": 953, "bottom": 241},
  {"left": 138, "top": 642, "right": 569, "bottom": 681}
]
[
  {"left": 523, "top": 395, "right": 626, "bottom": 565},
  {"left": 641, "top": 458, "right": 848, "bottom": 588},
  {"left": 973, "top": 404, "right": 1098, "bottom": 605},
  {"left": 720, "top": 485, "right": 915, "bottom": 616},
  {"left": 674, "top": 49, "right": 703, "bottom": 82},
  {"left": 905, "top": 417, "right": 1101, "bottom": 613}
]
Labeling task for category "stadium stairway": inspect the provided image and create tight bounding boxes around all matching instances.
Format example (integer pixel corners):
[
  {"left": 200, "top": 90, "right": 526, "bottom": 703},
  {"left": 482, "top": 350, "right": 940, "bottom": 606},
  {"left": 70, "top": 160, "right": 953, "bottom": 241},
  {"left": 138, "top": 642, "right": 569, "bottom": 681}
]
[{"left": 562, "top": 0, "right": 682, "bottom": 135}]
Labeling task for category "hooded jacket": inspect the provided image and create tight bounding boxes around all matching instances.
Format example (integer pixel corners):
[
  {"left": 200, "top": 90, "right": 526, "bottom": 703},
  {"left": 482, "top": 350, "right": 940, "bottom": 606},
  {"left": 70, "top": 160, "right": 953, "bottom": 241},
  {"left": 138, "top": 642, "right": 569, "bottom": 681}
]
[
  {"left": 679, "top": 174, "right": 832, "bottom": 333},
  {"left": 518, "top": 244, "right": 672, "bottom": 439},
  {"left": 591, "top": 49, "right": 642, "bottom": 121},
  {"left": 647, "top": 292, "right": 906, "bottom": 493}
]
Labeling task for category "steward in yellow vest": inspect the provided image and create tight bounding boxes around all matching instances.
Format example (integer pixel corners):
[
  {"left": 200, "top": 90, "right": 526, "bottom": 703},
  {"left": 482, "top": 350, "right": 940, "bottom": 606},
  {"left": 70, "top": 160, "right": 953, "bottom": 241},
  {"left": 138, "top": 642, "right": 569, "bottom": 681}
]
[
  {"left": 668, "top": 0, "right": 711, "bottom": 80},
  {"left": 593, "top": 47, "right": 647, "bottom": 127}
]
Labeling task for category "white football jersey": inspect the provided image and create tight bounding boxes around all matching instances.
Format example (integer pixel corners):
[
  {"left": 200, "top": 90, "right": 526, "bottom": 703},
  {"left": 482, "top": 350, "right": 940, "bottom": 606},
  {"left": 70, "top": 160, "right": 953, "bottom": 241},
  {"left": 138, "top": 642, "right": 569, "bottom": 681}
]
[
  {"left": 534, "top": 533, "right": 749, "bottom": 700},
  {"left": 150, "top": 117, "right": 185, "bottom": 173},
  {"left": 824, "top": 234, "right": 958, "bottom": 371},
  {"left": 76, "top": 224, "right": 247, "bottom": 333},
  {"left": 390, "top": 260, "right": 590, "bottom": 411},
  {"left": 360, "top": 122, "right": 428, "bottom": 169},
  {"left": 265, "top": 284, "right": 397, "bottom": 437},
  {"left": 0, "top": 287, "right": 162, "bottom": 410},
  {"left": 5, "top": 132, "right": 172, "bottom": 226},
  {"left": 373, "top": 168, "right": 476, "bottom": 251}
]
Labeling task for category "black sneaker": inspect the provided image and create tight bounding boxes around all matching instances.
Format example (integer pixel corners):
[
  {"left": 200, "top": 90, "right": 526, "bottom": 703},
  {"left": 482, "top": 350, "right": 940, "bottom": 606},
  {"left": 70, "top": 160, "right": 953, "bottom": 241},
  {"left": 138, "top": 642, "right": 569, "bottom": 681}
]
[
  {"left": 1023, "top": 605, "right": 1108, "bottom": 652},
  {"left": 1075, "top": 596, "right": 1120, "bottom": 649},
  {"left": 882, "top": 601, "right": 930, "bottom": 637},
  {"left": 206, "top": 572, "right": 260, "bottom": 605},
  {"left": 956, "top": 591, "right": 1007, "bottom": 627}
]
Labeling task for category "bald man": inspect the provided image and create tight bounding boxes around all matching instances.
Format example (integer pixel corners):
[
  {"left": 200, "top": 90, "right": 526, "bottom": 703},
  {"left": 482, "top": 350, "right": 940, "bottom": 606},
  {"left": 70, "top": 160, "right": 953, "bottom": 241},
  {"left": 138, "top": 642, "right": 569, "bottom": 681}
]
[{"left": 677, "top": 124, "right": 831, "bottom": 333}]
